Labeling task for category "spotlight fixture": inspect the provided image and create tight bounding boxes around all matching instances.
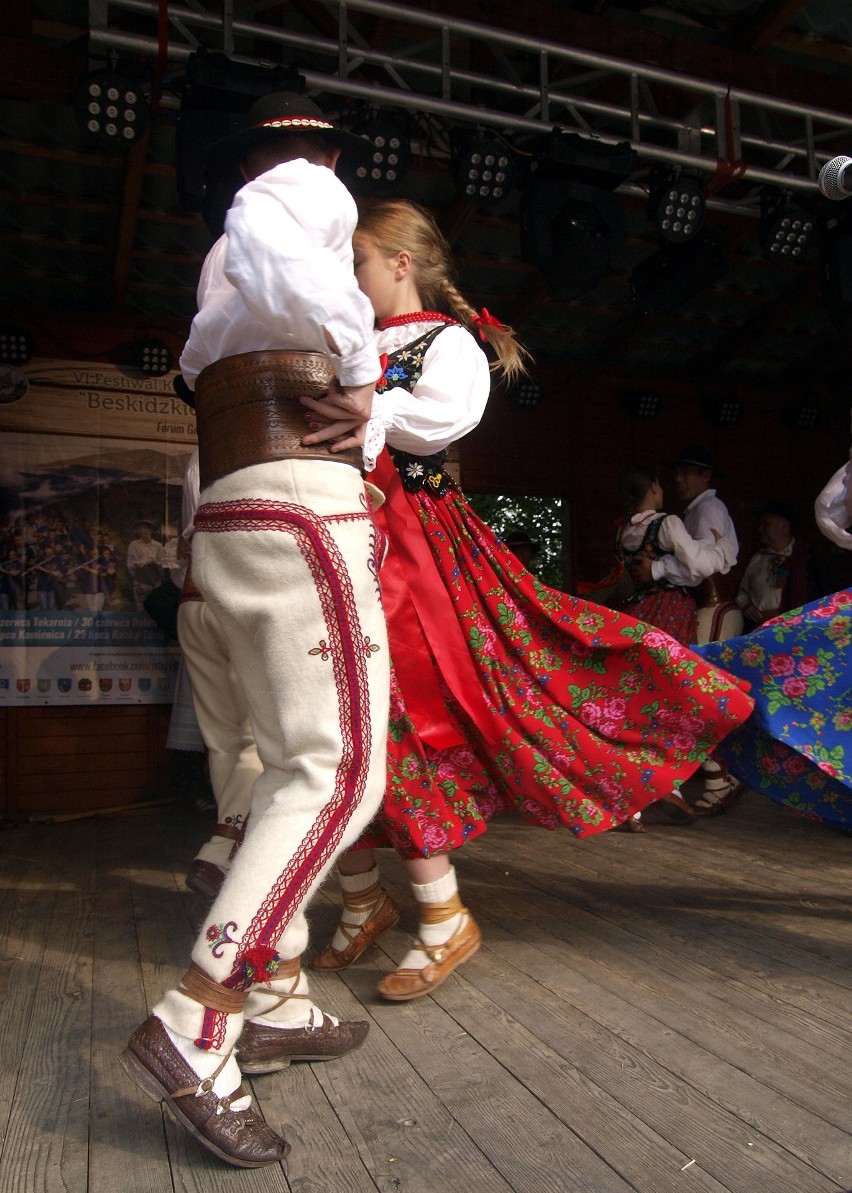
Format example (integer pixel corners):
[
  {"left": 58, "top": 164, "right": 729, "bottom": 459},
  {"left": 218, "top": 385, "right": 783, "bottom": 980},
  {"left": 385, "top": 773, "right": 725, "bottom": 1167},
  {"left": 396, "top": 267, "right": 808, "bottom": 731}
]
[
  {"left": 506, "top": 377, "right": 544, "bottom": 410},
  {"left": 704, "top": 394, "right": 744, "bottom": 427},
  {"left": 624, "top": 389, "right": 662, "bottom": 420},
  {"left": 0, "top": 325, "right": 34, "bottom": 366},
  {"left": 126, "top": 340, "right": 174, "bottom": 377},
  {"left": 790, "top": 397, "right": 821, "bottom": 430},
  {"left": 74, "top": 70, "right": 149, "bottom": 148},
  {"left": 648, "top": 168, "right": 706, "bottom": 244},
  {"left": 760, "top": 191, "right": 816, "bottom": 261},
  {"left": 452, "top": 132, "right": 516, "bottom": 207},
  {"left": 351, "top": 114, "right": 411, "bottom": 193}
]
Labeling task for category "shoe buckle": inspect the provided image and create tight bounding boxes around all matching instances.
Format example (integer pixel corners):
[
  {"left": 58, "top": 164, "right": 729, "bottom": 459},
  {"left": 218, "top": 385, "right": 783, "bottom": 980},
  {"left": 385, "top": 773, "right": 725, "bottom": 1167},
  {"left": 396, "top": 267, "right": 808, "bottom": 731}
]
[{"left": 196, "top": 1077, "right": 215, "bottom": 1097}]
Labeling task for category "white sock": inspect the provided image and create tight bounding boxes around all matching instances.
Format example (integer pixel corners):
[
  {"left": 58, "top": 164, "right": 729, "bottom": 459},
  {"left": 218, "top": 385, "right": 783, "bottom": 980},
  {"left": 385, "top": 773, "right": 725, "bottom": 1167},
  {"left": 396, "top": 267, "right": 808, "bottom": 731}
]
[
  {"left": 244, "top": 969, "right": 338, "bottom": 1030},
  {"left": 396, "top": 867, "right": 465, "bottom": 972},
  {"left": 196, "top": 834, "right": 235, "bottom": 870},
  {"left": 329, "top": 866, "right": 382, "bottom": 953},
  {"left": 153, "top": 988, "right": 250, "bottom": 1110}
]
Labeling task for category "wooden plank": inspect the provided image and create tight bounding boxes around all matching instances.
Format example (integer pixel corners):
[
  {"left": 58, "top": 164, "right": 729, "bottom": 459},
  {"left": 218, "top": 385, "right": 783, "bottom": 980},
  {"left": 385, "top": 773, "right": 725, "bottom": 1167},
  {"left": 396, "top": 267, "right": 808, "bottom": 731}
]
[
  {"left": 87, "top": 815, "right": 175, "bottom": 1193},
  {"left": 0, "top": 821, "right": 94, "bottom": 1193}
]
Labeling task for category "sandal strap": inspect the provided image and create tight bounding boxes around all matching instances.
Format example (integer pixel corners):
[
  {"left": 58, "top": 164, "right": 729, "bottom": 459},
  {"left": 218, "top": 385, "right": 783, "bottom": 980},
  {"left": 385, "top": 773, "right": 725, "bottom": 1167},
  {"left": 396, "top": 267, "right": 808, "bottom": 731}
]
[
  {"left": 171, "top": 1046, "right": 234, "bottom": 1100},
  {"left": 413, "top": 909, "right": 470, "bottom": 962}
]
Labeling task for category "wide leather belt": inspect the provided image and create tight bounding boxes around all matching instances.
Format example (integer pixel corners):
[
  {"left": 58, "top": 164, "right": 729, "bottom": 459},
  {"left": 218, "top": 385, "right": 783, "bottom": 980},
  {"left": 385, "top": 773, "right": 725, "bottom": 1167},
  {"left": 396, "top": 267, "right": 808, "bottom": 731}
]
[
  {"left": 694, "top": 572, "right": 737, "bottom": 608},
  {"left": 194, "top": 350, "right": 362, "bottom": 489}
]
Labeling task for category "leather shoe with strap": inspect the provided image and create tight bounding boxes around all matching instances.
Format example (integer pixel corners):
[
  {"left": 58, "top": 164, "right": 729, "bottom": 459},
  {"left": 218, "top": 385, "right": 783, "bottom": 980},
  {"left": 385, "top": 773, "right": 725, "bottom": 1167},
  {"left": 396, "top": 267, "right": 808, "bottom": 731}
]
[
  {"left": 237, "top": 1012, "right": 369, "bottom": 1074},
  {"left": 378, "top": 911, "right": 481, "bottom": 1002},
  {"left": 311, "top": 888, "right": 401, "bottom": 970},
  {"left": 185, "top": 859, "right": 226, "bottom": 900},
  {"left": 120, "top": 1015, "right": 289, "bottom": 1168}
]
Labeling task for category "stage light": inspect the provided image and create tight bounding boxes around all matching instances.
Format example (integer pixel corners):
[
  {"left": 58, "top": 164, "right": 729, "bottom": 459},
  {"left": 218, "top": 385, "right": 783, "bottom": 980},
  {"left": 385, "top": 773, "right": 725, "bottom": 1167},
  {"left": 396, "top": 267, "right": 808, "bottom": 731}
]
[
  {"left": 624, "top": 389, "right": 662, "bottom": 420},
  {"left": 352, "top": 114, "right": 410, "bottom": 193},
  {"left": 125, "top": 340, "right": 174, "bottom": 377},
  {"left": 760, "top": 192, "right": 816, "bottom": 261},
  {"left": 790, "top": 398, "right": 820, "bottom": 430},
  {"left": 0, "top": 326, "right": 34, "bottom": 365},
  {"left": 452, "top": 132, "right": 516, "bottom": 207},
  {"left": 704, "top": 394, "right": 744, "bottom": 426},
  {"left": 506, "top": 377, "right": 544, "bottom": 409},
  {"left": 74, "top": 70, "right": 149, "bottom": 148},
  {"left": 648, "top": 169, "right": 706, "bottom": 244}
]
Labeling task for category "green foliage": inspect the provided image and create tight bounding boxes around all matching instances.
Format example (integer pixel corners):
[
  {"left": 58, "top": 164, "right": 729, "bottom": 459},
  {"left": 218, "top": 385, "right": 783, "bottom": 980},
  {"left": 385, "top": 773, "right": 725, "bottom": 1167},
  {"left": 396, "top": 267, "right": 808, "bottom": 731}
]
[{"left": 467, "top": 492, "right": 564, "bottom": 587}]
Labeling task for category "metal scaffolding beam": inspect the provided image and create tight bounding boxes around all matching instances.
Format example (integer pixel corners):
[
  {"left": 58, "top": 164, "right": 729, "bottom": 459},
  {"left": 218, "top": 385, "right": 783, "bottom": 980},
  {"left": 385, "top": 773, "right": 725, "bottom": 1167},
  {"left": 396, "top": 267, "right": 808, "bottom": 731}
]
[{"left": 88, "top": 0, "right": 852, "bottom": 198}]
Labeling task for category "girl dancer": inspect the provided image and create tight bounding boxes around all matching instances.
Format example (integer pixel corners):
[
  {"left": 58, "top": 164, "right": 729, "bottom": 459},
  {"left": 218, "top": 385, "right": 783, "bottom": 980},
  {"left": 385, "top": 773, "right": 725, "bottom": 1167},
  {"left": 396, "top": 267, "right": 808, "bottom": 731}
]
[{"left": 301, "top": 198, "right": 754, "bottom": 1000}]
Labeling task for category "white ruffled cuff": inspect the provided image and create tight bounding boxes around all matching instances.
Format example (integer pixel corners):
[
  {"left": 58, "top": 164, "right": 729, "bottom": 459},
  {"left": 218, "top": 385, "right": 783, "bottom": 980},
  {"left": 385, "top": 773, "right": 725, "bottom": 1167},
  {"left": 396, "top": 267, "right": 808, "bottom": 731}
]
[
  {"left": 362, "top": 417, "right": 387, "bottom": 474},
  {"left": 361, "top": 392, "right": 396, "bottom": 473}
]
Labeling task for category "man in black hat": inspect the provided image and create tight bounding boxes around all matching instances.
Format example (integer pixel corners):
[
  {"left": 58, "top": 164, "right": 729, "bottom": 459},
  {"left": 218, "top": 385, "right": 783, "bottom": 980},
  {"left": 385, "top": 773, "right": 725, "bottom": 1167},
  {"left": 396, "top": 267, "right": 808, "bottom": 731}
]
[
  {"left": 737, "top": 500, "right": 820, "bottom": 630},
  {"left": 121, "top": 93, "right": 390, "bottom": 1168},
  {"left": 630, "top": 443, "right": 744, "bottom": 814}
]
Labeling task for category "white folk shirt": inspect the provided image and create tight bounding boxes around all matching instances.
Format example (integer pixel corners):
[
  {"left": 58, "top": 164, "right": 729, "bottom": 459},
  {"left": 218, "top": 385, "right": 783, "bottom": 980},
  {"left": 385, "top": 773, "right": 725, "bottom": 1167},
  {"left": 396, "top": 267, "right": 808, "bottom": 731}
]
[
  {"left": 815, "top": 457, "right": 852, "bottom": 551},
  {"left": 650, "top": 488, "right": 738, "bottom": 588},
  {"left": 620, "top": 509, "right": 735, "bottom": 587},
  {"left": 736, "top": 540, "right": 794, "bottom": 615},
  {"left": 179, "top": 158, "right": 378, "bottom": 390},
  {"left": 363, "top": 319, "right": 491, "bottom": 470}
]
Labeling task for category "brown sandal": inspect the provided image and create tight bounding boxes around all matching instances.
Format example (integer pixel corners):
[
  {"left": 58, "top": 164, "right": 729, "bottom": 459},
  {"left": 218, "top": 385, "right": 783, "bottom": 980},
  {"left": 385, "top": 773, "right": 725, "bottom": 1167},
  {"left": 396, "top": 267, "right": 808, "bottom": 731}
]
[{"left": 311, "top": 887, "right": 401, "bottom": 970}]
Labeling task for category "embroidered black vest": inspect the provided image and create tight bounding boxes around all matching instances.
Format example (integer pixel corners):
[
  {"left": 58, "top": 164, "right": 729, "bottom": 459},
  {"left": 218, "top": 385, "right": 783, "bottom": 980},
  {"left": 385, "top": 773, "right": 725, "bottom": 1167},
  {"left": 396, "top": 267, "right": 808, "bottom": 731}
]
[
  {"left": 379, "top": 326, "right": 454, "bottom": 497},
  {"left": 618, "top": 514, "right": 672, "bottom": 593}
]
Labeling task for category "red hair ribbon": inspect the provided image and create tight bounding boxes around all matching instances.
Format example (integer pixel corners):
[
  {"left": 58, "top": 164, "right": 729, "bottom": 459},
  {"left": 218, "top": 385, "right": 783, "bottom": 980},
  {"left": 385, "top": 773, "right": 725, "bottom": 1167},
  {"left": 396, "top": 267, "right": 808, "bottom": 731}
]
[
  {"left": 376, "top": 352, "right": 389, "bottom": 392},
  {"left": 471, "top": 307, "right": 506, "bottom": 341}
]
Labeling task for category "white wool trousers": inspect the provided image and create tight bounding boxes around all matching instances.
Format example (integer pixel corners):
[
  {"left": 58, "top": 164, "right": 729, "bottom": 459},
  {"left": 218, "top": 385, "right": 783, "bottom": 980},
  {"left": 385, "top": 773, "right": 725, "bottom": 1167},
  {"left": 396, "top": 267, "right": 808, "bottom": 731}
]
[
  {"left": 187, "top": 459, "right": 389, "bottom": 990},
  {"left": 177, "top": 598, "right": 260, "bottom": 855}
]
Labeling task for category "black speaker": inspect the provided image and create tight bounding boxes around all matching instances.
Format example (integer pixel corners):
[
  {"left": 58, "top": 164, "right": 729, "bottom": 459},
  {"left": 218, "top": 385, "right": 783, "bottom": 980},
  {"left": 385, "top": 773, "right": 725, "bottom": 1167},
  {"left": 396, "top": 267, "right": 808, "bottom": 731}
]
[
  {"left": 520, "top": 177, "right": 626, "bottom": 300},
  {"left": 631, "top": 230, "right": 728, "bottom": 314}
]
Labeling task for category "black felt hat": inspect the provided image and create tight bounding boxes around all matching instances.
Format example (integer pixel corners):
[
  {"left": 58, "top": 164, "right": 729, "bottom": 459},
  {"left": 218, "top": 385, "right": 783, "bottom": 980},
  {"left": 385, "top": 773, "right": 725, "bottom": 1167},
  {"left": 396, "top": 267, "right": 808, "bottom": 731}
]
[
  {"left": 667, "top": 444, "right": 718, "bottom": 473},
  {"left": 212, "top": 92, "right": 369, "bottom": 167}
]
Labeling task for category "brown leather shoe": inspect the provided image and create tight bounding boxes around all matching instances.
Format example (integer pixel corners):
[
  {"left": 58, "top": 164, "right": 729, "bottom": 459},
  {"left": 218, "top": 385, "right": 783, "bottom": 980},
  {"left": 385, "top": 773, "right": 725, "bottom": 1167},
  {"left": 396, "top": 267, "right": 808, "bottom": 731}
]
[
  {"left": 311, "top": 890, "right": 401, "bottom": 970},
  {"left": 237, "top": 1014, "right": 369, "bottom": 1074},
  {"left": 378, "top": 912, "right": 481, "bottom": 1002},
  {"left": 185, "top": 859, "right": 226, "bottom": 900},
  {"left": 120, "top": 1015, "right": 289, "bottom": 1168}
]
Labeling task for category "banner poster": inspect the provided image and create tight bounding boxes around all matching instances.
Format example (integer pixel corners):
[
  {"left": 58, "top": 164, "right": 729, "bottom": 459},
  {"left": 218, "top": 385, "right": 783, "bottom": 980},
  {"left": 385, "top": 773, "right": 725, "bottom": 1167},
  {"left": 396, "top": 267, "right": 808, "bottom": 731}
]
[{"left": 0, "top": 358, "right": 196, "bottom": 706}]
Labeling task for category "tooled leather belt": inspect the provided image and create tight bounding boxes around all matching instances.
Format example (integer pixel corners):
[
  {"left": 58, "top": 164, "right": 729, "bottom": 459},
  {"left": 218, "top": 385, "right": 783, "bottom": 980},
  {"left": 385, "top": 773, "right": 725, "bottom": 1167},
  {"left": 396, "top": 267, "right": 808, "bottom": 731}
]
[
  {"left": 194, "top": 350, "right": 362, "bottom": 489},
  {"left": 694, "top": 572, "right": 737, "bottom": 608}
]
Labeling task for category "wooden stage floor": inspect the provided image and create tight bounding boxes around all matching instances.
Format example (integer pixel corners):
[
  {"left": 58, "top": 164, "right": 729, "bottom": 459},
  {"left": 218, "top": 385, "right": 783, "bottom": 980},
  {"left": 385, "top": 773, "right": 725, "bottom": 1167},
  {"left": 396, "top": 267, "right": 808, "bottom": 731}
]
[{"left": 1, "top": 788, "right": 850, "bottom": 1193}]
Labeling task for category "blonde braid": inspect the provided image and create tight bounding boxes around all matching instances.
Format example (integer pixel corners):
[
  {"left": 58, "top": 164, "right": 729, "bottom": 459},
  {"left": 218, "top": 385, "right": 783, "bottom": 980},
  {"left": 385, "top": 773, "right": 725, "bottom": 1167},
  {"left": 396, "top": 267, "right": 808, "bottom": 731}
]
[{"left": 357, "top": 197, "right": 532, "bottom": 385}]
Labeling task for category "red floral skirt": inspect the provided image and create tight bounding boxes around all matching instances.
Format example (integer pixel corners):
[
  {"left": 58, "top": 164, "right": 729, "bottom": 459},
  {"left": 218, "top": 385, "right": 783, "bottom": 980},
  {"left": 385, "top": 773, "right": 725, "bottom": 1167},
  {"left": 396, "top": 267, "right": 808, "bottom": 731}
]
[
  {"left": 624, "top": 585, "right": 697, "bottom": 646},
  {"left": 358, "top": 451, "right": 753, "bottom": 858}
]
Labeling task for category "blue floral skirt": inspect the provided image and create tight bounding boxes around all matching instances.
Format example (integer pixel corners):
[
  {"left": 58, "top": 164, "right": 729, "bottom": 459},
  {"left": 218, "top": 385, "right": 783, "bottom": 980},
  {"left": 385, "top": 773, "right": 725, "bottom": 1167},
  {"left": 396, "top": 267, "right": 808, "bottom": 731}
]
[{"left": 697, "top": 589, "right": 852, "bottom": 832}]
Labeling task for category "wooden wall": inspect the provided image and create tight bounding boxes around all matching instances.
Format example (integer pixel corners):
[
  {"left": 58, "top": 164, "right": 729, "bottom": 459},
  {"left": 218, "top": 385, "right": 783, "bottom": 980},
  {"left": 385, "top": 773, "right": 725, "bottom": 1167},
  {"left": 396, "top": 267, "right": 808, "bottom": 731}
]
[
  {"left": 0, "top": 704, "right": 173, "bottom": 817},
  {"left": 461, "top": 363, "right": 852, "bottom": 598}
]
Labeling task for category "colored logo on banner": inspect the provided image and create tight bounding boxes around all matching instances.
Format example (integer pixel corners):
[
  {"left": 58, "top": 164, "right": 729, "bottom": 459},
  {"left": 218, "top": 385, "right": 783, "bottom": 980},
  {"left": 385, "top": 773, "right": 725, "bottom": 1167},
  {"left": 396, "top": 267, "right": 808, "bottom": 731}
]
[
  {"left": 119, "top": 678, "right": 132, "bottom": 692},
  {"left": 138, "top": 677, "right": 151, "bottom": 692},
  {"left": 157, "top": 676, "right": 169, "bottom": 692},
  {"left": 17, "top": 678, "right": 30, "bottom": 693},
  {"left": 37, "top": 678, "right": 51, "bottom": 693},
  {"left": 99, "top": 678, "right": 113, "bottom": 693},
  {"left": 0, "top": 678, "right": 9, "bottom": 690},
  {"left": 78, "top": 678, "right": 92, "bottom": 691},
  {"left": 58, "top": 678, "right": 72, "bottom": 692}
]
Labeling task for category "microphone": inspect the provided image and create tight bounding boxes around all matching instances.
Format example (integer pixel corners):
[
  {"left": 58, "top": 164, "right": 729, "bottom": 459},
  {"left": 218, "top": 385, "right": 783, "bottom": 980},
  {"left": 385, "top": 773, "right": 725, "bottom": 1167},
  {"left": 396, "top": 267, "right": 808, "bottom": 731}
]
[{"left": 818, "top": 155, "right": 852, "bottom": 201}]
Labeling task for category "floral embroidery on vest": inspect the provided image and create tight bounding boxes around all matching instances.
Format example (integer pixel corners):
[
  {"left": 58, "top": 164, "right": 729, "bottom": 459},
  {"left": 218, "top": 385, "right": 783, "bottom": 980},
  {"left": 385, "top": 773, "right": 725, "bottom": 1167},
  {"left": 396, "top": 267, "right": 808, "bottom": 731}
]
[{"left": 382, "top": 327, "right": 455, "bottom": 496}]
